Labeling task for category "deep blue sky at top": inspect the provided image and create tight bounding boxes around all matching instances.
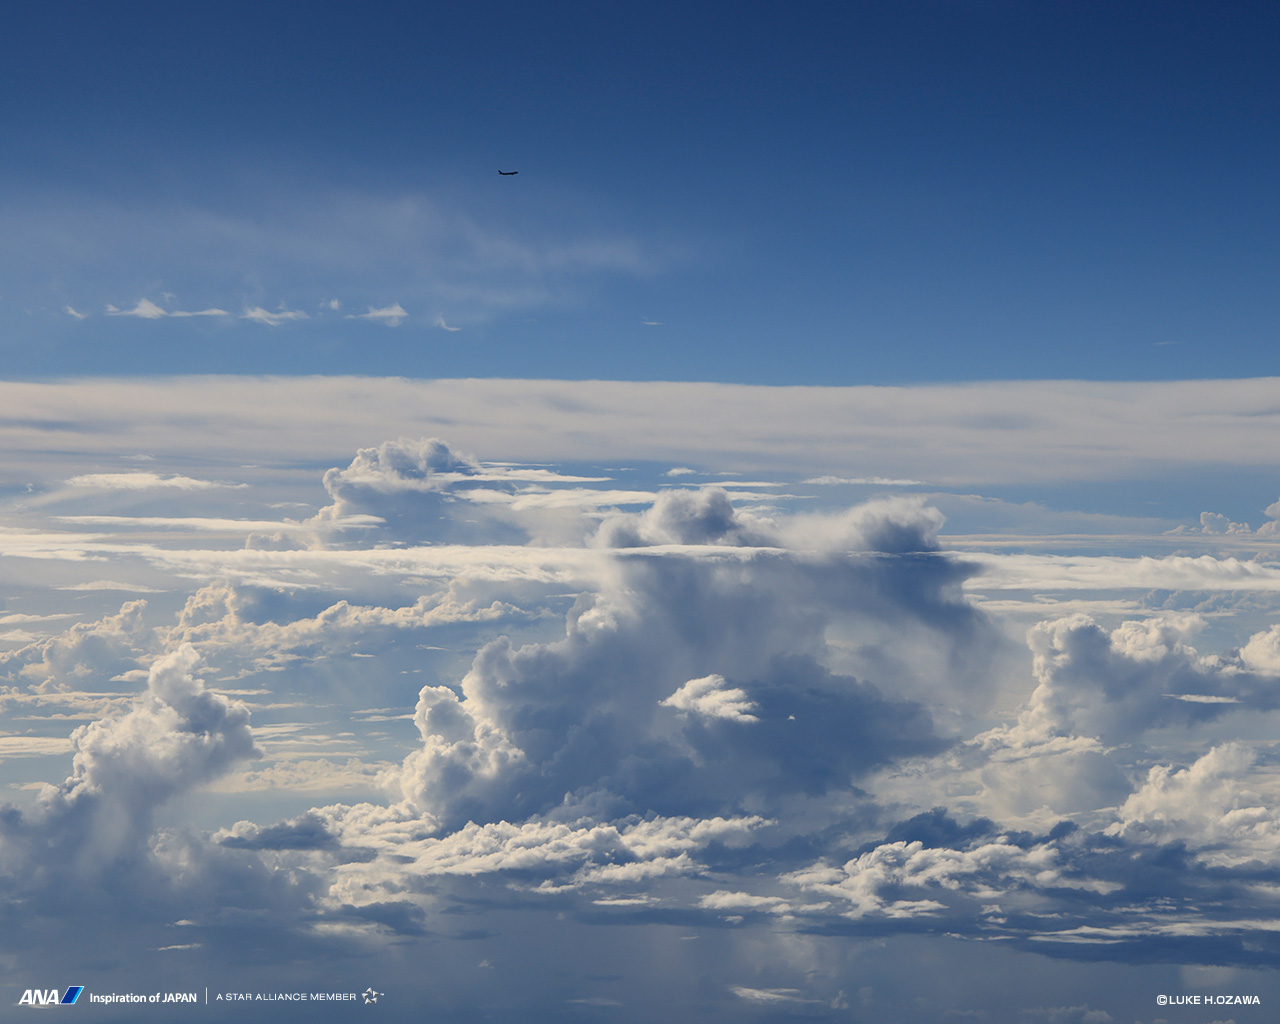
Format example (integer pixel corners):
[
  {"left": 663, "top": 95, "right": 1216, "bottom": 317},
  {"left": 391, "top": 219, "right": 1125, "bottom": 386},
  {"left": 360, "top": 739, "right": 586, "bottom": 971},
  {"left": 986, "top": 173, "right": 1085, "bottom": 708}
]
[{"left": 2, "top": 1, "right": 1278, "bottom": 384}]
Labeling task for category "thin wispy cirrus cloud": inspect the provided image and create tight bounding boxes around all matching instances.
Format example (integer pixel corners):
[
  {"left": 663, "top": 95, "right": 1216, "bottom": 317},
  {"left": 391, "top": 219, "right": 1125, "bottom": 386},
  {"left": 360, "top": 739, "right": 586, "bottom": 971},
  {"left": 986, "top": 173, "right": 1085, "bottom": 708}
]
[
  {"left": 240, "top": 305, "right": 309, "bottom": 326},
  {"left": 102, "top": 298, "right": 323, "bottom": 326},
  {"left": 347, "top": 303, "right": 408, "bottom": 326},
  {"left": 64, "top": 472, "right": 247, "bottom": 491},
  {"left": 101, "top": 297, "right": 415, "bottom": 329},
  {"left": 107, "top": 298, "right": 230, "bottom": 319},
  {"left": 5, "top": 184, "right": 675, "bottom": 368}
]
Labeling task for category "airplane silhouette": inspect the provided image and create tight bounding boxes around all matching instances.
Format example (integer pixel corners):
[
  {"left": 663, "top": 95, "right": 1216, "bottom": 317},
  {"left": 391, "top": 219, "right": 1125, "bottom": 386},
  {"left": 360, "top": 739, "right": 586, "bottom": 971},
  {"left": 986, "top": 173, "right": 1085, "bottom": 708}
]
[{"left": 498, "top": 170, "right": 518, "bottom": 175}]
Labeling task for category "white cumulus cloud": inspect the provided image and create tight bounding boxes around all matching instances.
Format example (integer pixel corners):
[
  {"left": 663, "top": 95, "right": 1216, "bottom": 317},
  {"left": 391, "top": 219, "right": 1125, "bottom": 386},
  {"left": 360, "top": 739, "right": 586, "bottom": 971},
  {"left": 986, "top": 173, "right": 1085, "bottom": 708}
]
[{"left": 660, "top": 674, "right": 759, "bottom": 722}]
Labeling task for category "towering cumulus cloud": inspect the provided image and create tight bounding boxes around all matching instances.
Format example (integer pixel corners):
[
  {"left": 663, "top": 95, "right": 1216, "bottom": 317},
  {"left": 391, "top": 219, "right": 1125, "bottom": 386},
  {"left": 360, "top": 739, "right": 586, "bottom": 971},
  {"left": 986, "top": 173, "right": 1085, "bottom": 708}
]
[
  {"left": 389, "top": 487, "right": 980, "bottom": 832},
  {"left": 0, "top": 645, "right": 258, "bottom": 885}
]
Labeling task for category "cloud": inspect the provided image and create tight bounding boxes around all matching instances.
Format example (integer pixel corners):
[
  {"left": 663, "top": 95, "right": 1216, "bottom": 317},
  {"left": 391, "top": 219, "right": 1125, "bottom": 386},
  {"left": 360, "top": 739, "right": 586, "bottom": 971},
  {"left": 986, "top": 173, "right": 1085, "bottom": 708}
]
[
  {"left": 56, "top": 514, "right": 323, "bottom": 534},
  {"left": 1198, "top": 511, "right": 1252, "bottom": 535},
  {"left": 595, "top": 487, "right": 775, "bottom": 547},
  {"left": 241, "top": 306, "right": 308, "bottom": 326},
  {"left": 432, "top": 314, "right": 461, "bottom": 331},
  {"left": 348, "top": 303, "right": 408, "bottom": 326},
  {"left": 209, "top": 756, "right": 392, "bottom": 794},
  {"left": 106, "top": 298, "right": 167, "bottom": 319},
  {"left": 312, "top": 811, "right": 767, "bottom": 889},
  {"left": 6, "top": 186, "right": 672, "bottom": 349},
  {"left": 804, "top": 475, "right": 926, "bottom": 486},
  {"left": 1107, "top": 743, "right": 1280, "bottom": 864},
  {"left": 960, "top": 552, "right": 1280, "bottom": 593},
  {"left": 1241, "top": 623, "right": 1280, "bottom": 673},
  {"left": 0, "top": 600, "right": 153, "bottom": 691},
  {"left": 8, "top": 417, "right": 1280, "bottom": 1008},
  {"left": 55, "top": 580, "right": 167, "bottom": 592},
  {"left": 310, "top": 436, "right": 528, "bottom": 546},
  {"left": 322, "top": 437, "right": 482, "bottom": 495},
  {"left": 1253, "top": 497, "right": 1280, "bottom": 538},
  {"left": 750, "top": 801, "right": 1278, "bottom": 958},
  {"left": 0, "top": 645, "right": 259, "bottom": 881},
  {"left": 64, "top": 472, "right": 245, "bottom": 491},
  {"left": 0, "top": 613, "right": 76, "bottom": 626},
  {"left": 303, "top": 435, "right": 635, "bottom": 548},
  {"left": 64, "top": 305, "right": 86, "bottom": 320},
  {"left": 6, "top": 376, "right": 1280, "bottom": 489},
  {"left": 730, "top": 986, "right": 812, "bottom": 1004},
  {"left": 700, "top": 890, "right": 793, "bottom": 914},
  {"left": 391, "top": 491, "right": 974, "bottom": 829},
  {"left": 979, "top": 614, "right": 1280, "bottom": 754},
  {"left": 164, "top": 581, "right": 525, "bottom": 676},
  {"left": 660, "top": 674, "right": 759, "bottom": 723},
  {"left": 106, "top": 299, "right": 228, "bottom": 318},
  {"left": 958, "top": 612, "right": 1280, "bottom": 822},
  {"left": 783, "top": 834, "right": 1086, "bottom": 919},
  {"left": 169, "top": 307, "right": 230, "bottom": 318},
  {"left": 68, "top": 644, "right": 258, "bottom": 796},
  {"left": 0, "top": 736, "right": 75, "bottom": 757}
]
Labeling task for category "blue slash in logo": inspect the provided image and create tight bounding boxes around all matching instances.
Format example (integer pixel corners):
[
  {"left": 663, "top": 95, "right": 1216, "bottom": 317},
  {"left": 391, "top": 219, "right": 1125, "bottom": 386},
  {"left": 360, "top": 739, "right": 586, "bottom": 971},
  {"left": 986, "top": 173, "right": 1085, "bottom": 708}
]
[{"left": 60, "top": 987, "right": 85, "bottom": 1005}]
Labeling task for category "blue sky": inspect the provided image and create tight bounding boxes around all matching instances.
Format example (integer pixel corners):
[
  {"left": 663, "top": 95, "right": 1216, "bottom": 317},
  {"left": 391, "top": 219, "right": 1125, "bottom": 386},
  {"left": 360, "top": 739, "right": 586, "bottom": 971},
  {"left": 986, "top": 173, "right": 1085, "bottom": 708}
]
[
  {"left": 6, "top": 5, "right": 1280, "bottom": 1023},
  {"left": 5, "top": 1, "right": 1279, "bottom": 381}
]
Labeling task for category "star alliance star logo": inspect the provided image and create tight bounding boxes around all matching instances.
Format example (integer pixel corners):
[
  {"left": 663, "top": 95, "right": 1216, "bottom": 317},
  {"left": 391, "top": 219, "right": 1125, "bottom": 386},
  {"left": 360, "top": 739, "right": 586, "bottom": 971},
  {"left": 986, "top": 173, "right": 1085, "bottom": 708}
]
[{"left": 362, "top": 987, "right": 383, "bottom": 1005}]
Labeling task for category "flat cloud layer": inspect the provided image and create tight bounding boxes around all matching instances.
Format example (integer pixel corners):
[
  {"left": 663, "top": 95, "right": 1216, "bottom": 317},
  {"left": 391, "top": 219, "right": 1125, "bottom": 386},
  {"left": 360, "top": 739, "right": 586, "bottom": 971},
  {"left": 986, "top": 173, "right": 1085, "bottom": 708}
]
[
  {"left": 3, "top": 386, "right": 1280, "bottom": 1021},
  {"left": 4, "top": 375, "right": 1280, "bottom": 485}
]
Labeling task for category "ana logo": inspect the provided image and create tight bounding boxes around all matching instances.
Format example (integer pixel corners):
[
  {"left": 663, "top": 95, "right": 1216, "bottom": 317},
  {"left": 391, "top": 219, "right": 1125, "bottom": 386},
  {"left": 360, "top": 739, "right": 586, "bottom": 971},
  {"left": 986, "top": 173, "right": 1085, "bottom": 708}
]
[{"left": 18, "top": 986, "right": 84, "bottom": 1006}]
